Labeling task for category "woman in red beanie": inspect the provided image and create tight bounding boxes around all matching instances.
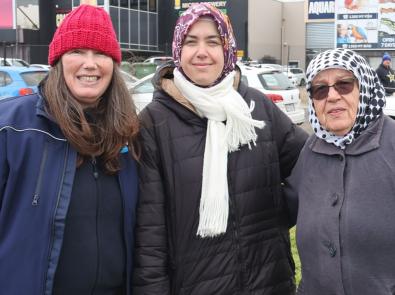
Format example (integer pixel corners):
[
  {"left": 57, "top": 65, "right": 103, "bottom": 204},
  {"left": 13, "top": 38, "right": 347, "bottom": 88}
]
[{"left": 0, "top": 4, "right": 139, "bottom": 295}]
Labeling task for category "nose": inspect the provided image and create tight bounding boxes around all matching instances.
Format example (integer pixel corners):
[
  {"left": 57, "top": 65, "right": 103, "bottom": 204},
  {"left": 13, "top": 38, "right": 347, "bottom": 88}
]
[
  {"left": 82, "top": 51, "right": 98, "bottom": 69},
  {"left": 326, "top": 84, "right": 342, "bottom": 101},
  {"left": 195, "top": 42, "right": 208, "bottom": 58}
]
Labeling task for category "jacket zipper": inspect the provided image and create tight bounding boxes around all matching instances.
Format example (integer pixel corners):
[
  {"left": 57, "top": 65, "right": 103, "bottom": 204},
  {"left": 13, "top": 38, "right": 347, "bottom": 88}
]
[
  {"left": 32, "top": 142, "right": 48, "bottom": 206},
  {"left": 42, "top": 143, "right": 69, "bottom": 295},
  {"left": 91, "top": 156, "right": 100, "bottom": 295}
]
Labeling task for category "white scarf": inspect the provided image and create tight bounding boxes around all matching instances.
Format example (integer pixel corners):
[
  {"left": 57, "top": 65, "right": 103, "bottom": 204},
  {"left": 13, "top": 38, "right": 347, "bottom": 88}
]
[{"left": 173, "top": 68, "right": 265, "bottom": 238}]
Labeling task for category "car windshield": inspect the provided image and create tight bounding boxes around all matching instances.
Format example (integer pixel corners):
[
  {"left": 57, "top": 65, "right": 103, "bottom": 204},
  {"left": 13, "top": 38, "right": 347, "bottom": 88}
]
[
  {"left": 257, "top": 72, "right": 295, "bottom": 90},
  {"left": 20, "top": 71, "right": 48, "bottom": 86},
  {"left": 12, "top": 60, "right": 29, "bottom": 67}
]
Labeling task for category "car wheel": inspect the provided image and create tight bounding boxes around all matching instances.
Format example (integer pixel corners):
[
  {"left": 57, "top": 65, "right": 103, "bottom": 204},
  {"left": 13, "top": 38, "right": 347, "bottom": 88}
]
[{"left": 300, "top": 79, "right": 306, "bottom": 86}]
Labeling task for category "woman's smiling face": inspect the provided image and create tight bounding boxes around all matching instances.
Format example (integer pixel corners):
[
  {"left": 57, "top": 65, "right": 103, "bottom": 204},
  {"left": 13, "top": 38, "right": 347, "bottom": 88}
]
[
  {"left": 62, "top": 48, "right": 114, "bottom": 108},
  {"left": 180, "top": 18, "right": 224, "bottom": 86},
  {"left": 311, "top": 68, "right": 360, "bottom": 136}
]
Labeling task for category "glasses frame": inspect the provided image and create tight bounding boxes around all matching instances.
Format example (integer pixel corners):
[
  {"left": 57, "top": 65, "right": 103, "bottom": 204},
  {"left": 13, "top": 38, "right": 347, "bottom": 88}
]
[{"left": 310, "top": 77, "right": 357, "bottom": 101}]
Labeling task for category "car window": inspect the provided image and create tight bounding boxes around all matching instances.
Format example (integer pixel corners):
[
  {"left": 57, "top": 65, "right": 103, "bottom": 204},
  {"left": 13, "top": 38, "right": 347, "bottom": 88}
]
[
  {"left": 20, "top": 71, "right": 48, "bottom": 86},
  {"left": 133, "top": 79, "right": 154, "bottom": 94},
  {"left": 258, "top": 72, "right": 295, "bottom": 90},
  {"left": 290, "top": 68, "right": 303, "bottom": 74},
  {"left": 0, "top": 72, "right": 12, "bottom": 86},
  {"left": 12, "top": 60, "right": 29, "bottom": 67}
]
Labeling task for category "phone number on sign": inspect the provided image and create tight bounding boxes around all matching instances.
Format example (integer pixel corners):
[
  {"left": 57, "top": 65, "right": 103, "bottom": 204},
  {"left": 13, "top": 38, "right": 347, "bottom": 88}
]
[{"left": 381, "top": 43, "right": 395, "bottom": 47}]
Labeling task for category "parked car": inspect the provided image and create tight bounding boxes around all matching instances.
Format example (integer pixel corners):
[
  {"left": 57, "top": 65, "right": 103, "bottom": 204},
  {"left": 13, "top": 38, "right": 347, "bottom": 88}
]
[
  {"left": 120, "top": 70, "right": 138, "bottom": 88},
  {"left": 30, "top": 64, "right": 51, "bottom": 70},
  {"left": 143, "top": 56, "right": 173, "bottom": 67},
  {"left": 131, "top": 67, "right": 305, "bottom": 125},
  {"left": 282, "top": 69, "right": 298, "bottom": 86},
  {"left": 0, "top": 66, "right": 48, "bottom": 100},
  {"left": 0, "top": 58, "right": 30, "bottom": 67},
  {"left": 129, "top": 73, "right": 155, "bottom": 113},
  {"left": 288, "top": 67, "right": 306, "bottom": 86},
  {"left": 239, "top": 65, "right": 305, "bottom": 124}
]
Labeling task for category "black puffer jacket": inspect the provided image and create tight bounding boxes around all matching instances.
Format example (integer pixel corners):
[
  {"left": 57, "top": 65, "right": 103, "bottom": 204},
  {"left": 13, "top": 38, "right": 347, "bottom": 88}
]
[{"left": 133, "top": 67, "right": 308, "bottom": 295}]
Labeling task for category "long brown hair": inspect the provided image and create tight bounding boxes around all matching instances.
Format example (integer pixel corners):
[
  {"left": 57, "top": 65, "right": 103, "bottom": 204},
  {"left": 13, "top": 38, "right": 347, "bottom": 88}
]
[{"left": 43, "top": 61, "right": 139, "bottom": 174}]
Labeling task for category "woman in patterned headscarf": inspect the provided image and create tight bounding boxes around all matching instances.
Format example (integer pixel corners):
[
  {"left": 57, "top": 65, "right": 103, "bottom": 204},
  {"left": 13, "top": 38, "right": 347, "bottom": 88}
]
[
  {"left": 285, "top": 48, "right": 395, "bottom": 295},
  {"left": 133, "top": 3, "right": 307, "bottom": 294}
]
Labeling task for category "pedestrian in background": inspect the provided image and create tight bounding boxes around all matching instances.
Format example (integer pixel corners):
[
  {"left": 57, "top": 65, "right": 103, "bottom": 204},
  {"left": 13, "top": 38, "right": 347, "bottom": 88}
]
[
  {"left": 0, "top": 5, "right": 139, "bottom": 295},
  {"left": 133, "top": 3, "right": 307, "bottom": 294},
  {"left": 376, "top": 52, "right": 395, "bottom": 96},
  {"left": 285, "top": 48, "right": 395, "bottom": 294}
]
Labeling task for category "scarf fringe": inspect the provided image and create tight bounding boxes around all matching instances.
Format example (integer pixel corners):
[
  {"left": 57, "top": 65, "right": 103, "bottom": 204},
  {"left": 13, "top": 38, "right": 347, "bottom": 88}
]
[{"left": 197, "top": 194, "right": 229, "bottom": 238}]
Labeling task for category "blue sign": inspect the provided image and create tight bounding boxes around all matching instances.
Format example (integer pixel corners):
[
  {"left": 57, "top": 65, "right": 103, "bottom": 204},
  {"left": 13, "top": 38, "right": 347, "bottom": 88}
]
[{"left": 308, "top": 0, "right": 335, "bottom": 20}]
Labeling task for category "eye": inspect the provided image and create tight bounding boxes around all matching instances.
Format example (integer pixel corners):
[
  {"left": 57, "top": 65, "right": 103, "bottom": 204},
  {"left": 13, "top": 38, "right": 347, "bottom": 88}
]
[
  {"left": 68, "top": 49, "right": 83, "bottom": 55},
  {"left": 208, "top": 40, "right": 221, "bottom": 46},
  {"left": 311, "top": 84, "right": 328, "bottom": 98},
  {"left": 95, "top": 51, "right": 108, "bottom": 57},
  {"left": 183, "top": 39, "right": 196, "bottom": 46}
]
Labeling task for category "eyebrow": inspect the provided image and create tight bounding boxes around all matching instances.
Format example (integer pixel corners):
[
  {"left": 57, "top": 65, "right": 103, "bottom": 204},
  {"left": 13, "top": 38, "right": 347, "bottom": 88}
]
[
  {"left": 184, "top": 34, "right": 221, "bottom": 40},
  {"left": 313, "top": 75, "right": 354, "bottom": 84}
]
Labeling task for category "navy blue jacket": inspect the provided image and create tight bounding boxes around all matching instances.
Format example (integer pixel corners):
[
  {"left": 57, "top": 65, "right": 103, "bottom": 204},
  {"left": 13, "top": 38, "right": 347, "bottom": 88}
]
[{"left": 0, "top": 93, "right": 138, "bottom": 295}]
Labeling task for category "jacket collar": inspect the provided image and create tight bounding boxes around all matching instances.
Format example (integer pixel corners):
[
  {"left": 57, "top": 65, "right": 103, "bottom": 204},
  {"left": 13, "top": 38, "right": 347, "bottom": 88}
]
[
  {"left": 309, "top": 115, "right": 384, "bottom": 156},
  {"left": 35, "top": 83, "right": 55, "bottom": 121}
]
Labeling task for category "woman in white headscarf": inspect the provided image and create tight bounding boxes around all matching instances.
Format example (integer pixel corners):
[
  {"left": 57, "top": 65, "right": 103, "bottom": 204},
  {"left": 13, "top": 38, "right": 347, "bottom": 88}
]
[
  {"left": 284, "top": 48, "right": 395, "bottom": 295},
  {"left": 132, "top": 3, "right": 308, "bottom": 295}
]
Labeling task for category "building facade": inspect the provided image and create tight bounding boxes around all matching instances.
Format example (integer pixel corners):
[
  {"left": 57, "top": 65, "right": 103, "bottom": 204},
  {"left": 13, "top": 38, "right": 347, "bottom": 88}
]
[{"left": 0, "top": 0, "right": 162, "bottom": 64}]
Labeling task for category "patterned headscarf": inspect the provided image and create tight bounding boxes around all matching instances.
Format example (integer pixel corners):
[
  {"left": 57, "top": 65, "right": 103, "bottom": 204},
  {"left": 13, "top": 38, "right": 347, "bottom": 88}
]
[
  {"left": 306, "top": 48, "right": 386, "bottom": 149},
  {"left": 172, "top": 3, "right": 237, "bottom": 85}
]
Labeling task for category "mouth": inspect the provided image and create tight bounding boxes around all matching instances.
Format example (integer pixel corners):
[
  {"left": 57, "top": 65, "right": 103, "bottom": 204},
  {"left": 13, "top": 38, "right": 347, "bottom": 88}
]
[
  {"left": 327, "top": 107, "right": 346, "bottom": 116},
  {"left": 77, "top": 75, "right": 100, "bottom": 82},
  {"left": 193, "top": 63, "right": 211, "bottom": 68}
]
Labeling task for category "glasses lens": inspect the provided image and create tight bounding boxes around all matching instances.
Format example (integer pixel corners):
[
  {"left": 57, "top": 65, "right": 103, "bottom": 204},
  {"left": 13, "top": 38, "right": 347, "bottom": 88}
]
[
  {"left": 311, "top": 78, "right": 355, "bottom": 100},
  {"left": 334, "top": 79, "right": 355, "bottom": 95},
  {"left": 311, "top": 85, "right": 329, "bottom": 100}
]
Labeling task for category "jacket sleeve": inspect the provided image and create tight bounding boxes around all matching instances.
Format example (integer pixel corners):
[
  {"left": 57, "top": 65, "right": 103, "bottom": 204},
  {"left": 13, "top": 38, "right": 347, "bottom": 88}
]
[
  {"left": 270, "top": 102, "right": 308, "bottom": 180},
  {"left": 0, "top": 130, "right": 8, "bottom": 207},
  {"left": 282, "top": 150, "right": 304, "bottom": 227},
  {"left": 132, "top": 110, "right": 170, "bottom": 294}
]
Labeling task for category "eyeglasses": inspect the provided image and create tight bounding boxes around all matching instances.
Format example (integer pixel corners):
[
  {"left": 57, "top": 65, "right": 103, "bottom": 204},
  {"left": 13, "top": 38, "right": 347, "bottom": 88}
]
[{"left": 310, "top": 78, "right": 356, "bottom": 100}]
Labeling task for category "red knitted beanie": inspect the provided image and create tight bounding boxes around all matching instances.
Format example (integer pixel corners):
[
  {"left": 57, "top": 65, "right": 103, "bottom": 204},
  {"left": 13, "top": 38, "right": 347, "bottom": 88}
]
[{"left": 48, "top": 5, "right": 121, "bottom": 66}]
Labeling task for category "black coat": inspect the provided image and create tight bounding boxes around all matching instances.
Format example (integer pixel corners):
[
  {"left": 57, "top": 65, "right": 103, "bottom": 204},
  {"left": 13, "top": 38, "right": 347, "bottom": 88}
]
[
  {"left": 133, "top": 72, "right": 308, "bottom": 295},
  {"left": 376, "top": 63, "right": 395, "bottom": 95}
]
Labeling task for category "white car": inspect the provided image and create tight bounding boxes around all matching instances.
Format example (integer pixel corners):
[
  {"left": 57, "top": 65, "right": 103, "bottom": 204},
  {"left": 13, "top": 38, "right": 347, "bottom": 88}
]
[
  {"left": 0, "top": 58, "right": 29, "bottom": 67},
  {"left": 30, "top": 64, "right": 51, "bottom": 70},
  {"left": 282, "top": 70, "right": 298, "bottom": 86},
  {"left": 384, "top": 94, "right": 395, "bottom": 118},
  {"left": 131, "top": 67, "right": 305, "bottom": 125},
  {"left": 120, "top": 70, "right": 138, "bottom": 89},
  {"left": 143, "top": 56, "right": 173, "bottom": 68},
  {"left": 239, "top": 65, "right": 305, "bottom": 124},
  {"left": 288, "top": 67, "right": 306, "bottom": 86},
  {"left": 129, "top": 73, "right": 155, "bottom": 113}
]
